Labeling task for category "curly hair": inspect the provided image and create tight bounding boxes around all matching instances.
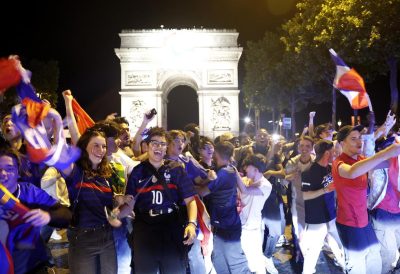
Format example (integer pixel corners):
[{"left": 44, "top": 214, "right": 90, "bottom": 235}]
[
  {"left": 76, "top": 129, "right": 112, "bottom": 178},
  {"left": 143, "top": 127, "right": 167, "bottom": 143}
]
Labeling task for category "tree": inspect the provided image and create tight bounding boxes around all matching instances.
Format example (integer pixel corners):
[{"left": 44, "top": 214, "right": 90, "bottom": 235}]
[
  {"left": 29, "top": 59, "right": 59, "bottom": 107},
  {"left": 243, "top": 29, "right": 330, "bottom": 137},
  {"left": 282, "top": 0, "right": 400, "bottom": 113},
  {"left": 0, "top": 59, "right": 59, "bottom": 117}
]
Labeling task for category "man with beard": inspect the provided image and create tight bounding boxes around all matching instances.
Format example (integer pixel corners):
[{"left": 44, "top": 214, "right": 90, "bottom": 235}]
[{"left": 235, "top": 128, "right": 272, "bottom": 172}]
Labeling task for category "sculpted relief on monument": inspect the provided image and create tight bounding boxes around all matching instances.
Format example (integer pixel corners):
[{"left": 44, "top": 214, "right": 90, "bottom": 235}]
[{"left": 212, "top": 97, "right": 231, "bottom": 131}]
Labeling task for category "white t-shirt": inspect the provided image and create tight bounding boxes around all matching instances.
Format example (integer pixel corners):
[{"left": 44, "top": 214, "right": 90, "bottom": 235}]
[
  {"left": 110, "top": 148, "right": 140, "bottom": 177},
  {"left": 240, "top": 176, "right": 272, "bottom": 230}
]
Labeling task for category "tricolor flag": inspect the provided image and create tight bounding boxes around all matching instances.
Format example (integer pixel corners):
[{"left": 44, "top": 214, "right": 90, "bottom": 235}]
[
  {"left": 194, "top": 195, "right": 211, "bottom": 256},
  {"left": 329, "top": 49, "right": 370, "bottom": 110},
  {"left": 0, "top": 56, "right": 81, "bottom": 169}
]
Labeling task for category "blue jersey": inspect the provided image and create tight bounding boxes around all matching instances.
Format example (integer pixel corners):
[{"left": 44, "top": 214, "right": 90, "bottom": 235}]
[
  {"left": 178, "top": 155, "right": 208, "bottom": 181},
  {"left": 65, "top": 165, "right": 114, "bottom": 228},
  {"left": 206, "top": 166, "right": 241, "bottom": 234},
  {"left": 0, "top": 183, "right": 57, "bottom": 274},
  {"left": 126, "top": 161, "right": 196, "bottom": 213}
]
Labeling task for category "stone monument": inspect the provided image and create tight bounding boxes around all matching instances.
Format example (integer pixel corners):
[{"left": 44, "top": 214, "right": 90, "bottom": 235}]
[{"left": 115, "top": 28, "right": 242, "bottom": 138}]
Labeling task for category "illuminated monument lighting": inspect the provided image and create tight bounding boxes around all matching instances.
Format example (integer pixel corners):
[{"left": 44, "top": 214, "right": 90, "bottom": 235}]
[{"left": 115, "top": 28, "right": 243, "bottom": 137}]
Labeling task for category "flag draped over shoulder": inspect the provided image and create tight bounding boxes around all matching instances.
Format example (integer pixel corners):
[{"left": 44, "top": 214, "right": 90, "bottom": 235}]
[{"left": 329, "top": 49, "right": 369, "bottom": 110}]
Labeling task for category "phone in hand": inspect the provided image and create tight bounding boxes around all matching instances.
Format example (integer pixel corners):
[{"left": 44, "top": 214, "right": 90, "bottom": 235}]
[{"left": 146, "top": 108, "right": 157, "bottom": 119}]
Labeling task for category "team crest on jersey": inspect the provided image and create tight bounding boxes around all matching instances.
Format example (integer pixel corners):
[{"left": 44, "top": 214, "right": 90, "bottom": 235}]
[
  {"left": 164, "top": 170, "right": 171, "bottom": 183},
  {"left": 322, "top": 173, "right": 333, "bottom": 188}
]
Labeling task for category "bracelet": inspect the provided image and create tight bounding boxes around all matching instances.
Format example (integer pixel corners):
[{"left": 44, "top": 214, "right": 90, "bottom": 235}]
[{"left": 187, "top": 221, "right": 197, "bottom": 227}]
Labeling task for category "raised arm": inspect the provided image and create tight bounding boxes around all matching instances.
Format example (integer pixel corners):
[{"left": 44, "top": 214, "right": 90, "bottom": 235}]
[
  {"left": 132, "top": 111, "right": 155, "bottom": 156},
  {"left": 308, "top": 111, "right": 316, "bottom": 138},
  {"left": 62, "top": 90, "right": 80, "bottom": 146},
  {"left": 338, "top": 143, "right": 400, "bottom": 179}
]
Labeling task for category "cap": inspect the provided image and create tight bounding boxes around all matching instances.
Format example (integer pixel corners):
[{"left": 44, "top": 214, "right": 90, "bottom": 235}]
[
  {"left": 314, "top": 139, "right": 334, "bottom": 161},
  {"left": 336, "top": 125, "right": 364, "bottom": 143}
]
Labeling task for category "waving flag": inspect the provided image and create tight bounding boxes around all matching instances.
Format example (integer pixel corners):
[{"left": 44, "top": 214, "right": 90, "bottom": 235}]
[
  {"left": 0, "top": 58, "right": 22, "bottom": 94},
  {"left": 1, "top": 57, "right": 82, "bottom": 169},
  {"left": 329, "top": 49, "right": 370, "bottom": 110},
  {"left": 71, "top": 98, "right": 95, "bottom": 134}
]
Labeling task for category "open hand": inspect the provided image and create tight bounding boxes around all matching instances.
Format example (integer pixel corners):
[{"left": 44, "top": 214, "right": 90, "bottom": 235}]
[{"left": 23, "top": 209, "right": 50, "bottom": 227}]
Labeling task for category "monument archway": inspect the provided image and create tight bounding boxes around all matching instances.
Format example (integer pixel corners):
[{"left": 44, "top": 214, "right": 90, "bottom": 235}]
[
  {"left": 115, "top": 28, "right": 243, "bottom": 138},
  {"left": 166, "top": 85, "right": 199, "bottom": 130}
]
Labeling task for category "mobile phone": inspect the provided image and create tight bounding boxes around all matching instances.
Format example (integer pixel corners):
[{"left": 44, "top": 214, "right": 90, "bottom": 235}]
[{"left": 146, "top": 108, "right": 157, "bottom": 119}]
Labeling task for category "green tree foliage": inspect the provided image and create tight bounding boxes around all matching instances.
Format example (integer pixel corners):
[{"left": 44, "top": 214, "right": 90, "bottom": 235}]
[
  {"left": 29, "top": 59, "right": 59, "bottom": 107},
  {"left": 282, "top": 0, "right": 400, "bottom": 112},
  {"left": 0, "top": 59, "right": 59, "bottom": 118},
  {"left": 243, "top": 28, "right": 330, "bottom": 135}
]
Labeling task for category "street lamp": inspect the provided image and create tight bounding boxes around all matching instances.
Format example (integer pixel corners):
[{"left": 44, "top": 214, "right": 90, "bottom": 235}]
[
  {"left": 337, "top": 120, "right": 342, "bottom": 128},
  {"left": 244, "top": 116, "right": 251, "bottom": 124}
]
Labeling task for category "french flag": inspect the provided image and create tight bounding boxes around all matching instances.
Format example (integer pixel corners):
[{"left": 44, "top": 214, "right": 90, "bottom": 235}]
[
  {"left": 329, "top": 49, "right": 369, "bottom": 110},
  {"left": 0, "top": 56, "right": 81, "bottom": 169},
  {"left": 194, "top": 195, "right": 212, "bottom": 256}
]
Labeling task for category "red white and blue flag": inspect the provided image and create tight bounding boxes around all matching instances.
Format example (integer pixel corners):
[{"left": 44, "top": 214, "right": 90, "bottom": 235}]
[
  {"left": 0, "top": 56, "right": 80, "bottom": 169},
  {"left": 329, "top": 49, "right": 370, "bottom": 110}
]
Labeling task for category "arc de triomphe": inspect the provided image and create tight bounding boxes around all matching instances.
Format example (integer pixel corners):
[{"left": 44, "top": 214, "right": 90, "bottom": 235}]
[{"left": 115, "top": 28, "right": 242, "bottom": 138}]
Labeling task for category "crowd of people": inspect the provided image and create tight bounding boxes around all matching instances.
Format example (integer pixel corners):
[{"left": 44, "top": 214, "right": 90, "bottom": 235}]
[{"left": 1, "top": 61, "right": 400, "bottom": 274}]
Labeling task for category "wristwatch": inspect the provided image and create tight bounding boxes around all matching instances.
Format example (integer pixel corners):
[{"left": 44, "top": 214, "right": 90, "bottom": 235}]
[{"left": 187, "top": 220, "right": 197, "bottom": 227}]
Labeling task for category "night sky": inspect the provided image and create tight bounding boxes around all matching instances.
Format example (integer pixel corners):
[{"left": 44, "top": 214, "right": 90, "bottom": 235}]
[{"left": 0, "top": 0, "right": 395, "bottom": 133}]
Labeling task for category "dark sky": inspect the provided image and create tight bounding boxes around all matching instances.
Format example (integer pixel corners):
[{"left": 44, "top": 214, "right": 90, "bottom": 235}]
[{"left": 0, "top": 0, "right": 394, "bottom": 132}]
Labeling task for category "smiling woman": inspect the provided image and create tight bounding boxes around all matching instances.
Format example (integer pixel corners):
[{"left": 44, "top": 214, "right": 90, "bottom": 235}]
[{"left": 60, "top": 129, "right": 117, "bottom": 274}]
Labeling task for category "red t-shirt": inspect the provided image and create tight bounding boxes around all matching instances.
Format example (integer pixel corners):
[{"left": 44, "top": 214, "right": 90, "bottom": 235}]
[{"left": 332, "top": 153, "right": 368, "bottom": 228}]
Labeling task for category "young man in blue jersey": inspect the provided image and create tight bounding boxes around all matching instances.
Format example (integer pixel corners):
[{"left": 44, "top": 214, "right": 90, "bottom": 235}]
[
  {"left": 0, "top": 147, "right": 71, "bottom": 274},
  {"left": 126, "top": 127, "right": 197, "bottom": 274},
  {"left": 198, "top": 141, "right": 250, "bottom": 274}
]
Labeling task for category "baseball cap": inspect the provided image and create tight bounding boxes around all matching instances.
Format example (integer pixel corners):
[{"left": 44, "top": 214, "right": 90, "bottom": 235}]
[
  {"left": 314, "top": 139, "right": 334, "bottom": 161},
  {"left": 336, "top": 125, "right": 364, "bottom": 143}
]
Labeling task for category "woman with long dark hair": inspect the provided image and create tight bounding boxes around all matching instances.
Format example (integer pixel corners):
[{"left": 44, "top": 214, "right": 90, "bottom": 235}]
[{"left": 62, "top": 129, "right": 118, "bottom": 274}]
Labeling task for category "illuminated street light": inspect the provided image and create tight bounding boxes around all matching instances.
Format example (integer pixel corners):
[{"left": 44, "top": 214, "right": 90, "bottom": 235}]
[
  {"left": 244, "top": 117, "right": 251, "bottom": 124},
  {"left": 337, "top": 120, "right": 342, "bottom": 127}
]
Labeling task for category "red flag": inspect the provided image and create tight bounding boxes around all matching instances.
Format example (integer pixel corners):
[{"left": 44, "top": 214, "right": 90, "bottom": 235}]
[
  {"left": 0, "top": 58, "right": 21, "bottom": 94},
  {"left": 72, "top": 98, "right": 95, "bottom": 134}
]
